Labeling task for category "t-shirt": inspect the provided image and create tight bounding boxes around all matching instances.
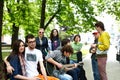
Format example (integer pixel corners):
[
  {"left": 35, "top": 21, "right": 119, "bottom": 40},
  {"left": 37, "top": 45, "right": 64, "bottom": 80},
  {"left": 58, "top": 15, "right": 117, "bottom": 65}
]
[
  {"left": 25, "top": 47, "right": 43, "bottom": 77},
  {"left": 70, "top": 42, "right": 83, "bottom": 60}
]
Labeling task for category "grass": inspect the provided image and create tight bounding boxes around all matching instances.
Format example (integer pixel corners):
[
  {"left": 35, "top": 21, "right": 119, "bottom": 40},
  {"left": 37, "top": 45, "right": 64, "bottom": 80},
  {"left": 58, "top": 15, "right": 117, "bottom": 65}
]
[
  {"left": 2, "top": 52, "right": 10, "bottom": 59},
  {"left": 2, "top": 47, "right": 11, "bottom": 59},
  {"left": 2, "top": 47, "right": 11, "bottom": 50}
]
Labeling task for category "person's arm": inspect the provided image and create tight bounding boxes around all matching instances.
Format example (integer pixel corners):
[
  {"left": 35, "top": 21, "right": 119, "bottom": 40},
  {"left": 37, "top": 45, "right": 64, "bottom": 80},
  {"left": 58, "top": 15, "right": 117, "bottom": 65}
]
[
  {"left": 47, "top": 58, "right": 63, "bottom": 69},
  {"left": 45, "top": 51, "right": 63, "bottom": 69},
  {"left": 39, "top": 61, "right": 48, "bottom": 80},
  {"left": 14, "top": 74, "right": 39, "bottom": 80},
  {"left": 4, "top": 56, "right": 14, "bottom": 74},
  {"left": 98, "top": 32, "right": 110, "bottom": 50}
]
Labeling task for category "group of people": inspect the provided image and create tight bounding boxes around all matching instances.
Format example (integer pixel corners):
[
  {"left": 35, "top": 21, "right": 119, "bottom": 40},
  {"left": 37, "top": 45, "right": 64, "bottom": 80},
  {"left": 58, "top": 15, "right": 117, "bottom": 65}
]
[{"left": 4, "top": 21, "right": 110, "bottom": 80}]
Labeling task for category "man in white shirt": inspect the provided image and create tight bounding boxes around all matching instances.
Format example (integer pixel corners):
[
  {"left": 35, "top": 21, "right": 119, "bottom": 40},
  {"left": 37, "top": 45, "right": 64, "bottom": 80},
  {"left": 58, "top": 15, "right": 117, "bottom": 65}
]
[{"left": 24, "top": 34, "right": 47, "bottom": 79}]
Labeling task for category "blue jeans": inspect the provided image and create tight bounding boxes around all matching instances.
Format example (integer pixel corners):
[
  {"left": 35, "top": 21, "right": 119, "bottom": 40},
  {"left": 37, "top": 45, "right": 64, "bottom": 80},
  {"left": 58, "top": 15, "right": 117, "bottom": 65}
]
[
  {"left": 70, "top": 54, "right": 87, "bottom": 80},
  {"left": 67, "top": 68, "right": 80, "bottom": 80},
  {"left": 58, "top": 73, "right": 73, "bottom": 80},
  {"left": 91, "top": 58, "right": 100, "bottom": 80},
  {"left": 70, "top": 60, "right": 77, "bottom": 64}
]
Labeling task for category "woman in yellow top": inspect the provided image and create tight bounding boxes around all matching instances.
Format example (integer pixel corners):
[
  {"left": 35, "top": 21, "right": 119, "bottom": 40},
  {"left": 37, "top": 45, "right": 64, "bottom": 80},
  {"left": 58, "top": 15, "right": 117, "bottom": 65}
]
[{"left": 92, "top": 21, "right": 110, "bottom": 80}]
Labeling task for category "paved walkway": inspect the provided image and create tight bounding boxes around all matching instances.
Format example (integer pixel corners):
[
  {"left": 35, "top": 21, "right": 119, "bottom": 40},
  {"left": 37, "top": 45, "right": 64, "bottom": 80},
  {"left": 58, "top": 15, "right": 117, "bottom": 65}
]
[{"left": 83, "top": 45, "right": 120, "bottom": 80}]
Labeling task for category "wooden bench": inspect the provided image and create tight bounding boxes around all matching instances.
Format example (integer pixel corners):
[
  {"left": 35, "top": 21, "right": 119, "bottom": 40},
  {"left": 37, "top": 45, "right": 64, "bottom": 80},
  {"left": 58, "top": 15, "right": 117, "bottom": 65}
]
[
  {"left": 2, "top": 44, "right": 11, "bottom": 53},
  {"left": 2, "top": 44, "right": 11, "bottom": 47}
]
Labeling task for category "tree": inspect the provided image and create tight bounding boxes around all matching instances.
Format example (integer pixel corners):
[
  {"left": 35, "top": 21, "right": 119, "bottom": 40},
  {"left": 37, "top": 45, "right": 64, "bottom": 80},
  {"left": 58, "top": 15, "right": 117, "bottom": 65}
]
[
  {"left": 2, "top": 0, "right": 120, "bottom": 41},
  {"left": 0, "top": 0, "right": 4, "bottom": 61},
  {"left": 38, "top": 0, "right": 97, "bottom": 38},
  {"left": 0, "top": 0, "right": 7, "bottom": 80},
  {"left": 40, "top": 0, "right": 62, "bottom": 30},
  {"left": 2, "top": 0, "right": 97, "bottom": 38}
]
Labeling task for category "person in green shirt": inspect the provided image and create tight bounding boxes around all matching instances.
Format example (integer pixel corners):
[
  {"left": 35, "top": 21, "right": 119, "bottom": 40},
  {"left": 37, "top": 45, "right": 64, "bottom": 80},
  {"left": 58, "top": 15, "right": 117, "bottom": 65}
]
[
  {"left": 70, "top": 34, "right": 83, "bottom": 63},
  {"left": 70, "top": 35, "right": 87, "bottom": 80}
]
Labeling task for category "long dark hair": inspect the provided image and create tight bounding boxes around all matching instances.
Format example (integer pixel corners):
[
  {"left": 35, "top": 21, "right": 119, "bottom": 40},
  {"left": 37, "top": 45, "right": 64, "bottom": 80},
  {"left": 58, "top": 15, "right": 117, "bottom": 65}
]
[
  {"left": 7, "top": 39, "right": 25, "bottom": 61},
  {"left": 50, "top": 29, "right": 59, "bottom": 42}
]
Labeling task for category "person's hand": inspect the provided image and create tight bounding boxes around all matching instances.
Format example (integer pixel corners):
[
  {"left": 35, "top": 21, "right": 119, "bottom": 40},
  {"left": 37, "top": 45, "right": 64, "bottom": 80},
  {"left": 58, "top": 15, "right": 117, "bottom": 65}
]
[
  {"left": 72, "top": 63, "right": 77, "bottom": 68},
  {"left": 6, "top": 65, "right": 14, "bottom": 74},
  {"left": 57, "top": 63, "right": 63, "bottom": 69},
  {"left": 91, "top": 44, "right": 97, "bottom": 48},
  {"left": 91, "top": 48, "right": 96, "bottom": 53},
  {"left": 29, "top": 77, "right": 41, "bottom": 80}
]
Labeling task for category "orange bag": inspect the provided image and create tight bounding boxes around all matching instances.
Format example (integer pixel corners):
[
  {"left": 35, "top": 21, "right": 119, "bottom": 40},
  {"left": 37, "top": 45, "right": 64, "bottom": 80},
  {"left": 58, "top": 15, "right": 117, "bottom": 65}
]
[{"left": 36, "top": 74, "right": 59, "bottom": 80}]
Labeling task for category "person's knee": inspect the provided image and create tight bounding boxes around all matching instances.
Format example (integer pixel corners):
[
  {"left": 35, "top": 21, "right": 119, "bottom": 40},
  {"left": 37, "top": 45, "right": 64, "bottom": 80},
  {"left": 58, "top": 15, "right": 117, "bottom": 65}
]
[{"left": 58, "top": 74, "right": 73, "bottom": 80}]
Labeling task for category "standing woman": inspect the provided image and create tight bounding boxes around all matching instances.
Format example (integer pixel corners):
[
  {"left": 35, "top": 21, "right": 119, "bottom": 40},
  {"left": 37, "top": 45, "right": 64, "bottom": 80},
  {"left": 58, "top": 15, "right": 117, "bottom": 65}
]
[
  {"left": 6, "top": 40, "right": 37, "bottom": 80},
  {"left": 49, "top": 29, "right": 61, "bottom": 51},
  {"left": 36, "top": 28, "right": 50, "bottom": 59},
  {"left": 92, "top": 21, "right": 110, "bottom": 80}
]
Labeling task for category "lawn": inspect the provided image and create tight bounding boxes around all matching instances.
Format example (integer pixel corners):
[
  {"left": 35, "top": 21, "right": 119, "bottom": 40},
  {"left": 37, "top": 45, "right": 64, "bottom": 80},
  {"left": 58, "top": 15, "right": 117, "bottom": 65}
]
[
  {"left": 2, "top": 47, "right": 11, "bottom": 59},
  {"left": 2, "top": 52, "right": 10, "bottom": 59}
]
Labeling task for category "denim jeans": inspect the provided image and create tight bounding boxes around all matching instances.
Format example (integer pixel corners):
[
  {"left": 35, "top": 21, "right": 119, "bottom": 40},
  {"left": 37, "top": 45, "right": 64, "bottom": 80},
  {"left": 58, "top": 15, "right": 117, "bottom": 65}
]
[
  {"left": 91, "top": 57, "right": 100, "bottom": 80},
  {"left": 69, "top": 60, "right": 87, "bottom": 80},
  {"left": 58, "top": 73, "right": 73, "bottom": 80},
  {"left": 67, "top": 67, "right": 80, "bottom": 80}
]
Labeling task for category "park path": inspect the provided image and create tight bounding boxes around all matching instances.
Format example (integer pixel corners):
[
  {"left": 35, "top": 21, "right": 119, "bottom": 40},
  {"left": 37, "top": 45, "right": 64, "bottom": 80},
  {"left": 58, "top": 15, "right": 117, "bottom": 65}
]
[{"left": 83, "top": 45, "right": 120, "bottom": 80}]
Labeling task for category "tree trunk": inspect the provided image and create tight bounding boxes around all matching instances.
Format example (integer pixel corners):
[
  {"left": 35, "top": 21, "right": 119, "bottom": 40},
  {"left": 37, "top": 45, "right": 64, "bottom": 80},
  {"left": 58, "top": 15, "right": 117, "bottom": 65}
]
[
  {"left": 0, "top": 1, "right": 8, "bottom": 80},
  {"left": 40, "top": 0, "right": 46, "bottom": 29},
  {"left": 0, "top": 0, "right": 4, "bottom": 62},
  {"left": 11, "top": 23, "right": 19, "bottom": 46}
]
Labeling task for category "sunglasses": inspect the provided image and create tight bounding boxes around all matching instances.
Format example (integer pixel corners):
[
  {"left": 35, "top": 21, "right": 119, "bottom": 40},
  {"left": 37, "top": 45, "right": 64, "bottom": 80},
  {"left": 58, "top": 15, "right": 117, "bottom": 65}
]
[
  {"left": 28, "top": 40, "right": 36, "bottom": 44},
  {"left": 39, "top": 32, "right": 44, "bottom": 34}
]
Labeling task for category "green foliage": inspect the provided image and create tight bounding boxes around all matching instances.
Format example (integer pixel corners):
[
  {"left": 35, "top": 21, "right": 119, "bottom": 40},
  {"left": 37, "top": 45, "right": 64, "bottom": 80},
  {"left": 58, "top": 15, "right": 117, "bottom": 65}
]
[
  {"left": 2, "top": 0, "right": 120, "bottom": 37},
  {"left": 107, "top": 1, "right": 120, "bottom": 20},
  {"left": 3, "top": 0, "right": 97, "bottom": 37}
]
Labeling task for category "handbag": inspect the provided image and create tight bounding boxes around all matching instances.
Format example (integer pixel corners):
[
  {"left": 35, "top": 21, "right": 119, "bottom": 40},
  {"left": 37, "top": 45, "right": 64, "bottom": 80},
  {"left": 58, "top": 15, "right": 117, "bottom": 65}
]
[{"left": 116, "top": 54, "right": 120, "bottom": 61}]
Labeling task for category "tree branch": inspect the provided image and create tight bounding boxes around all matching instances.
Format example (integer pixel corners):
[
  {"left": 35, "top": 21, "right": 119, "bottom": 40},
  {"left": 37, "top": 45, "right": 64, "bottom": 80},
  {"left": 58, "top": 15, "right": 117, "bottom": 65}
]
[{"left": 44, "top": 0, "right": 61, "bottom": 30}]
